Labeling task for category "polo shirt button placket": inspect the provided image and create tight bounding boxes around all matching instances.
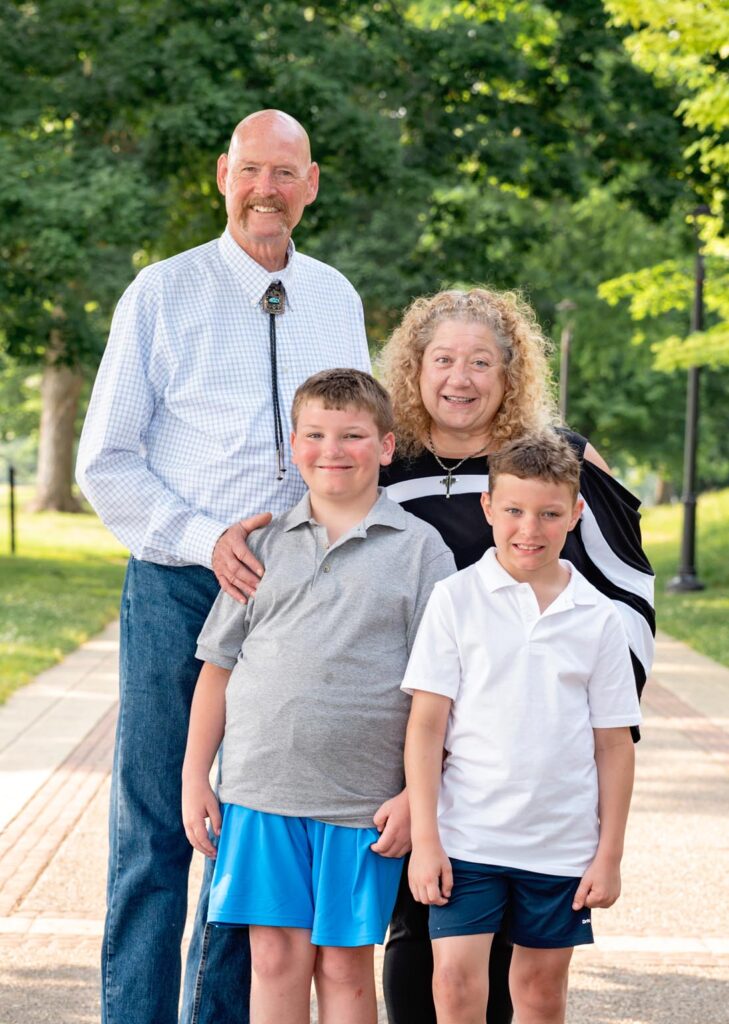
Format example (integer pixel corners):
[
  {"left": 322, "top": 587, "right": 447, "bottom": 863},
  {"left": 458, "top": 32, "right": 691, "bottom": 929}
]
[
  {"left": 322, "top": 564, "right": 331, "bottom": 574},
  {"left": 517, "top": 585, "right": 538, "bottom": 634}
]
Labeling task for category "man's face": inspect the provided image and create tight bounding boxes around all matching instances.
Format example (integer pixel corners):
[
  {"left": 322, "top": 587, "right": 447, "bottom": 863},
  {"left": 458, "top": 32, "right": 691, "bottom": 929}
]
[{"left": 217, "top": 116, "right": 319, "bottom": 263}]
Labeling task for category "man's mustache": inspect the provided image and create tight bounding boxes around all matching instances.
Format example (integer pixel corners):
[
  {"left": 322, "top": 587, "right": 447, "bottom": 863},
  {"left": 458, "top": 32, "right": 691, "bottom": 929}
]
[{"left": 244, "top": 197, "right": 287, "bottom": 213}]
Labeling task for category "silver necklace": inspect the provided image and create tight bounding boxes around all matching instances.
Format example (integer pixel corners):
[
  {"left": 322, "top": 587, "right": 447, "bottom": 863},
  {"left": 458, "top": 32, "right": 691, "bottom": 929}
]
[{"left": 427, "top": 427, "right": 490, "bottom": 498}]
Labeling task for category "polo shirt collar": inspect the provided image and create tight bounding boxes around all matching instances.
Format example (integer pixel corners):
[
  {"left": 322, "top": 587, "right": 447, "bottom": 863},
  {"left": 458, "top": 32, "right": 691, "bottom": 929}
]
[
  {"left": 361, "top": 489, "right": 411, "bottom": 532},
  {"left": 476, "top": 547, "right": 597, "bottom": 606},
  {"left": 282, "top": 492, "right": 315, "bottom": 531},
  {"left": 218, "top": 227, "right": 298, "bottom": 310},
  {"left": 282, "top": 488, "right": 410, "bottom": 534}
]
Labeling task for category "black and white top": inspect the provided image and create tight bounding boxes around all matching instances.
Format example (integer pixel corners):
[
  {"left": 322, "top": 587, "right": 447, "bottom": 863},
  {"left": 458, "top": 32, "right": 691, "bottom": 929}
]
[{"left": 380, "top": 430, "right": 655, "bottom": 739}]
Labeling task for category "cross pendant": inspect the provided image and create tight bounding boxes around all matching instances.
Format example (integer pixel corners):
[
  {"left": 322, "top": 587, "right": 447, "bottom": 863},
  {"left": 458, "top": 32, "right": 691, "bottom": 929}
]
[{"left": 440, "top": 473, "right": 456, "bottom": 498}]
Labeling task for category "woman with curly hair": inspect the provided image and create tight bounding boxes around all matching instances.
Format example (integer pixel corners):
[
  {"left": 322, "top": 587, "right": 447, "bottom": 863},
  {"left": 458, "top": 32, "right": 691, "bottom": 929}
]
[{"left": 378, "top": 287, "right": 655, "bottom": 1024}]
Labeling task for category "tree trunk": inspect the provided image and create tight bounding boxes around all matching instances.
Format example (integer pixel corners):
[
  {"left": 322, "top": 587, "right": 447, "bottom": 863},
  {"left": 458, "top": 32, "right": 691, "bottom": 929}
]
[
  {"left": 29, "top": 330, "right": 84, "bottom": 513},
  {"left": 654, "top": 477, "right": 675, "bottom": 505}
]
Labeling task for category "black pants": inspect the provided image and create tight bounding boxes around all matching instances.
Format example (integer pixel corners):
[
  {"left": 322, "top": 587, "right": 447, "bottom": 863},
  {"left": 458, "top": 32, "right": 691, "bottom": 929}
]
[{"left": 383, "top": 858, "right": 513, "bottom": 1024}]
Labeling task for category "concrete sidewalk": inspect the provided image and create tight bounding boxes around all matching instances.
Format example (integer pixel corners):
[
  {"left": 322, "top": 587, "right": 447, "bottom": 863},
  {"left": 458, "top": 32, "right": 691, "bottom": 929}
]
[{"left": 1, "top": 626, "right": 728, "bottom": 1023}]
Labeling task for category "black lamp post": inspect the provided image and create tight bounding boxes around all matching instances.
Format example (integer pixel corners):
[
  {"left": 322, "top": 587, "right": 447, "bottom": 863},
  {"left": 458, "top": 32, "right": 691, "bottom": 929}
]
[
  {"left": 666, "top": 205, "right": 710, "bottom": 593},
  {"left": 8, "top": 463, "right": 16, "bottom": 555}
]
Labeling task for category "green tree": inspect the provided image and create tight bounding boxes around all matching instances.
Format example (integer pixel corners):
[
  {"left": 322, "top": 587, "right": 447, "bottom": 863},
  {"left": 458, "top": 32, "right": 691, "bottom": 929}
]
[
  {"left": 0, "top": 0, "right": 699, "bottom": 509},
  {"left": 0, "top": 0, "right": 163, "bottom": 508},
  {"left": 520, "top": 188, "right": 729, "bottom": 491},
  {"left": 600, "top": 0, "right": 729, "bottom": 369},
  {"left": 0, "top": 350, "right": 41, "bottom": 481}
]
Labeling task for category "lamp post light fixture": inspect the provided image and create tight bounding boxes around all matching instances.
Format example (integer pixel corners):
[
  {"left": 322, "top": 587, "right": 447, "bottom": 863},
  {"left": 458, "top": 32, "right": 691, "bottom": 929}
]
[
  {"left": 556, "top": 299, "right": 577, "bottom": 423},
  {"left": 666, "top": 205, "right": 710, "bottom": 593}
]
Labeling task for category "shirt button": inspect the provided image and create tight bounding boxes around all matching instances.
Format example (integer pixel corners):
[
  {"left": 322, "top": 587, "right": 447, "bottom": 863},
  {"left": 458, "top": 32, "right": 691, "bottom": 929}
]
[{"left": 322, "top": 564, "right": 331, "bottom": 573}]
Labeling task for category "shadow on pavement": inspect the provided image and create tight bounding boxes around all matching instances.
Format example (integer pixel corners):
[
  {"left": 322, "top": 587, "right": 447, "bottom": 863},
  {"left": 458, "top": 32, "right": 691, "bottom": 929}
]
[
  {"left": 0, "top": 948, "right": 100, "bottom": 1024},
  {"left": 568, "top": 961, "right": 729, "bottom": 1023}
]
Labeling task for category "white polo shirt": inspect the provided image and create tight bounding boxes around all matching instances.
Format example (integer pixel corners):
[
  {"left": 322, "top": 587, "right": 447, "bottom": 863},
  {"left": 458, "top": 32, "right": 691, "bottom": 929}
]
[{"left": 402, "top": 547, "right": 642, "bottom": 876}]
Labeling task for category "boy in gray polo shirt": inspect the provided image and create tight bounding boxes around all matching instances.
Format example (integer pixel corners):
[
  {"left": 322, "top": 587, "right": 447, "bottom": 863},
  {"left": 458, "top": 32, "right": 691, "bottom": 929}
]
[{"left": 182, "top": 369, "right": 455, "bottom": 1024}]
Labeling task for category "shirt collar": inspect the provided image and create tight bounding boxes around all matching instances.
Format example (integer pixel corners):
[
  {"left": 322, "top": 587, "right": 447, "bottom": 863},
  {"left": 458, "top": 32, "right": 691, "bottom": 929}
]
[
  {"left": 218, "top": 227, "right": 297, "bottom": 310},
  {"left": 476, "top": 547, "right": 597, "bottom": 606},
  {"left": 282, "top": 488, "right": 410, "bottom": 534}
]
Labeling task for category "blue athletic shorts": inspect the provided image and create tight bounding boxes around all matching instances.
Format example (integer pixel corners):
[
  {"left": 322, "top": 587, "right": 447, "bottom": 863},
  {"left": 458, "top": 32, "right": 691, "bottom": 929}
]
[
  {"left": 429, "top": 859, "right": 594, "bottom": 949},
  {"left": 207, "top": 804, "right": 404, "bottom": 947}
]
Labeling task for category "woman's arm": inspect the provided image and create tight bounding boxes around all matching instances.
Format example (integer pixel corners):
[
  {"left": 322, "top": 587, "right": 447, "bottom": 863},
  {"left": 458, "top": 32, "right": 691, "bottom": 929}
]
[
  {"left": 584, "top": 442, "right": 611, "bottom": 474},
  {"left": 405, "top": 690, "right": 454, "bottom": 905}
]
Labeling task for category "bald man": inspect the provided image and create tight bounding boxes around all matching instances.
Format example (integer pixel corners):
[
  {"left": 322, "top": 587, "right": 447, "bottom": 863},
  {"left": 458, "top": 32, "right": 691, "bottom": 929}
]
[{"left": 77, "top": 110, "right": 370, "bottom": 1024}]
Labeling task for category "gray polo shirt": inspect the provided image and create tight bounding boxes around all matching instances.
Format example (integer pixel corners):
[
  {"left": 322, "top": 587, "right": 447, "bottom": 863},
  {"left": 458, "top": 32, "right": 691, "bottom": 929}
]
[{"left": 196, "top": 489, "right": 456, "bottom": 827}]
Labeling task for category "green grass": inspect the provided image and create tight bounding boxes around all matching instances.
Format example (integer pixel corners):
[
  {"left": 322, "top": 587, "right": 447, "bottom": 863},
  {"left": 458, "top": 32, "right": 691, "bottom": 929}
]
[
  {"left": 642, "top": 487, "right": 729, "bottom": 669},
  {"left": 0, "top": 486, "right": 127, "bottom": 704}
]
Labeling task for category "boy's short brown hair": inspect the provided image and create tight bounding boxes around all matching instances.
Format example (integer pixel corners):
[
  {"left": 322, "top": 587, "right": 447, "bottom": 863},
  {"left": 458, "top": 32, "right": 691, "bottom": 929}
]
[
  {"left": 291, "top": 369, "right": 395, "bottom": 436},
  {"left": 488, "top": 432, "right": 581, "bottom": 501}
]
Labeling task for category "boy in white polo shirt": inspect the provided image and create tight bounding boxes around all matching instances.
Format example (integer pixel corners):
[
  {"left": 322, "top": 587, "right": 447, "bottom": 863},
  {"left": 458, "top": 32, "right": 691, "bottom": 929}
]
[{"left": 402, "top": 431, "right": 641, "bottom": 1024}]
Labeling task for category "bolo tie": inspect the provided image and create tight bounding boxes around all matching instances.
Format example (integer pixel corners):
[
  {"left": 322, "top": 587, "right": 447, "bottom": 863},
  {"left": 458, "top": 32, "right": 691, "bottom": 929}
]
[{"left": 262, "top": 281, "right": 287, "bottom": 480}]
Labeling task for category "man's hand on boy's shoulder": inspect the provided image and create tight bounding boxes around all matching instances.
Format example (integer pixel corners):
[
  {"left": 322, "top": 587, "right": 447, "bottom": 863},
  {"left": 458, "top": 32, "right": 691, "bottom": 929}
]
[
  {"left": 408, "top": 841, "right": 453, "bottom": 906},
  {"left": 572, "top": 853, "right": 622, "bottom": 910},
  {"left": 212, "top": 512, "right": 273, "bottom": 603},
  {"left": 370, "top": 789, "right": 411, "bottom": 858}
]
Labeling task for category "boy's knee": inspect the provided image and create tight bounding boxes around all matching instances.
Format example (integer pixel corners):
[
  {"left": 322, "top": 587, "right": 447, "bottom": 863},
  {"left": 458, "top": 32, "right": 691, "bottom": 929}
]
[
  {"left": 433, "top": 959, "right": 486, "bottom": 1016},
  {"left": 250, "top": 928, "right": 303, "bottom": 979},
  {"left": 315, "top": 945, "right": 372, "bottom": 988},
  {"left": 511, "top": 960, "right": 569, "bottom": 1020}
]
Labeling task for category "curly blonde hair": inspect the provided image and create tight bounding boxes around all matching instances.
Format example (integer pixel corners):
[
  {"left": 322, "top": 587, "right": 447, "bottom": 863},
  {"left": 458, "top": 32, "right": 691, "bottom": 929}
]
[{"left": 378, "top": 288, "right": 557, "bottom": 456}]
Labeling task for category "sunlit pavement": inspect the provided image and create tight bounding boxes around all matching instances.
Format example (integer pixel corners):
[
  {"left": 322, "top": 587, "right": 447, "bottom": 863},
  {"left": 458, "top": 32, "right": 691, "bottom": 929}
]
[{"left": 1, "top": 627, "right": 727, "bottom": 1023}]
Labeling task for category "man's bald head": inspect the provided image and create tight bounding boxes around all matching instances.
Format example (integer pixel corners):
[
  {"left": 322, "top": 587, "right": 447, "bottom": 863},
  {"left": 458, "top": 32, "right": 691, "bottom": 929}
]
[
  {"left": 228, "top": 110, "right": 312, "bottom": 165},
  {"left": 217, "top": 109, "right": 319, "bottom": 270}
]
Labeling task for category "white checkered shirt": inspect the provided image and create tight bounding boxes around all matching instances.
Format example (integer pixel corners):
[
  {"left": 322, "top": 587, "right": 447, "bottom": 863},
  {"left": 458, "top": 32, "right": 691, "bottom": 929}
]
[{"left": 76, "top": 229, "right": 370, "bottom": 568}]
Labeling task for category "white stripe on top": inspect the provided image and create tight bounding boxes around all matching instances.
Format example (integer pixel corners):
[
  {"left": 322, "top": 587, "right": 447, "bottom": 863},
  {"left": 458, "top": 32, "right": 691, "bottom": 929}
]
[
  {"left": 579, "top": 499, "right": 655, "bottom": 607},
  {"left": 384, "top": 474, "right": 490, "bottom": 503}
]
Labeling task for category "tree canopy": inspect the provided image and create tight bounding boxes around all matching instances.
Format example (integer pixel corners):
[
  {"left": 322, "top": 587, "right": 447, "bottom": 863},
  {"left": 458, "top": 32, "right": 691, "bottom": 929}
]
[
  {"left": 600, "top": 0, "right": 729, "bottom": 370},
  {"left": 0, "top": 0, "right": 724, "bottom": 499},
  {"left": 0, "top": 0, "right": 691, "bottom": 358}
]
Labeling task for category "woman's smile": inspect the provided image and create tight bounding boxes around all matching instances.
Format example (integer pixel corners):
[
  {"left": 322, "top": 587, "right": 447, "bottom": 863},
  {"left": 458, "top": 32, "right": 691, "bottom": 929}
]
[{"left": 419, "top": 320, "right": 505, "bottom": 445}]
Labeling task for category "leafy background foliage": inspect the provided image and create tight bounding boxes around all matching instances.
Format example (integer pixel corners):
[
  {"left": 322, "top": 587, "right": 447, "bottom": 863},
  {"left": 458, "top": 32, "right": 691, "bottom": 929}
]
[{"left": 1, "top": 0, "right": 727, "bottom": 491}]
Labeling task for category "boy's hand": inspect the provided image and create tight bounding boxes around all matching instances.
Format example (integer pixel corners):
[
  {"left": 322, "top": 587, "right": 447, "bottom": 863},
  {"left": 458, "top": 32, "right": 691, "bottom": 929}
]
[
  {"left": 572, "top": 853, "right": 622, "bottom": 910},
  {"left": 408, "top": 841, "right": 453, "bottom": 906},
  {"left": 212, "top": 512, "right": 272, "bottom": 603},
  {"left": 370, "top": 789, "right": 411, "bottom": 857},
  {"left": 182, "top": 776, "right": 222, "bottom": 859}
]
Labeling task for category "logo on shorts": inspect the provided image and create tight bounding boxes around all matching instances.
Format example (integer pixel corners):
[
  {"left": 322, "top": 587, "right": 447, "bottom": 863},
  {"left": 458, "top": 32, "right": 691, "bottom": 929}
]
[{"left": 581, "top": 918, "right": 591, "bottom": 924}]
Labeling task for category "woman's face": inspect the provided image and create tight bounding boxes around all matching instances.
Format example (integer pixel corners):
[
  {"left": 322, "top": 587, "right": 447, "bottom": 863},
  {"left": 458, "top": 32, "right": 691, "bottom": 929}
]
[{"left": 419, "top": 320, "right": 507, "bottom": 440}]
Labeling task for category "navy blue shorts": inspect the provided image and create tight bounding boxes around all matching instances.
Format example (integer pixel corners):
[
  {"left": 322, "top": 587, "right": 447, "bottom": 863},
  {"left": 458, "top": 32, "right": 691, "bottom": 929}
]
[{"left": 429, "top": 859, "right": 594, "bottom": 949}]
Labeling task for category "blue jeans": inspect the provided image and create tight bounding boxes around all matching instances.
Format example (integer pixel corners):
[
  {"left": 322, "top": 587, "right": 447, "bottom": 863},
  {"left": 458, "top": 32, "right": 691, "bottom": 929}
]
[{"left": 102, "top": 557, "right": 250, "bottom": 1024}]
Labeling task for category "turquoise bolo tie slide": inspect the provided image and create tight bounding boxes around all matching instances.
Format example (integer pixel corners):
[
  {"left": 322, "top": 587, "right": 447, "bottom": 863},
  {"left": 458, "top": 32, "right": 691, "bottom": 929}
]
[{"left": 262, "top": 281, "right": 286, "bottom": 314}]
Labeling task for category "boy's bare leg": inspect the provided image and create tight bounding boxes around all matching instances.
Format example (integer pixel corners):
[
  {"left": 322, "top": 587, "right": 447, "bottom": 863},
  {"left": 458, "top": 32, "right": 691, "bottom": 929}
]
[
  {"left": 432, "top": 933, "right": 493, "bottom": 1024},
  {"left": 314, "top": 945, "right": 377, "bottom": 1024},
  {"left": 509, "top": 945, "right": 573, "bottom": 1024},
  {"left": 249, "top": 925, "right": 316, "bottom": 1024}
]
